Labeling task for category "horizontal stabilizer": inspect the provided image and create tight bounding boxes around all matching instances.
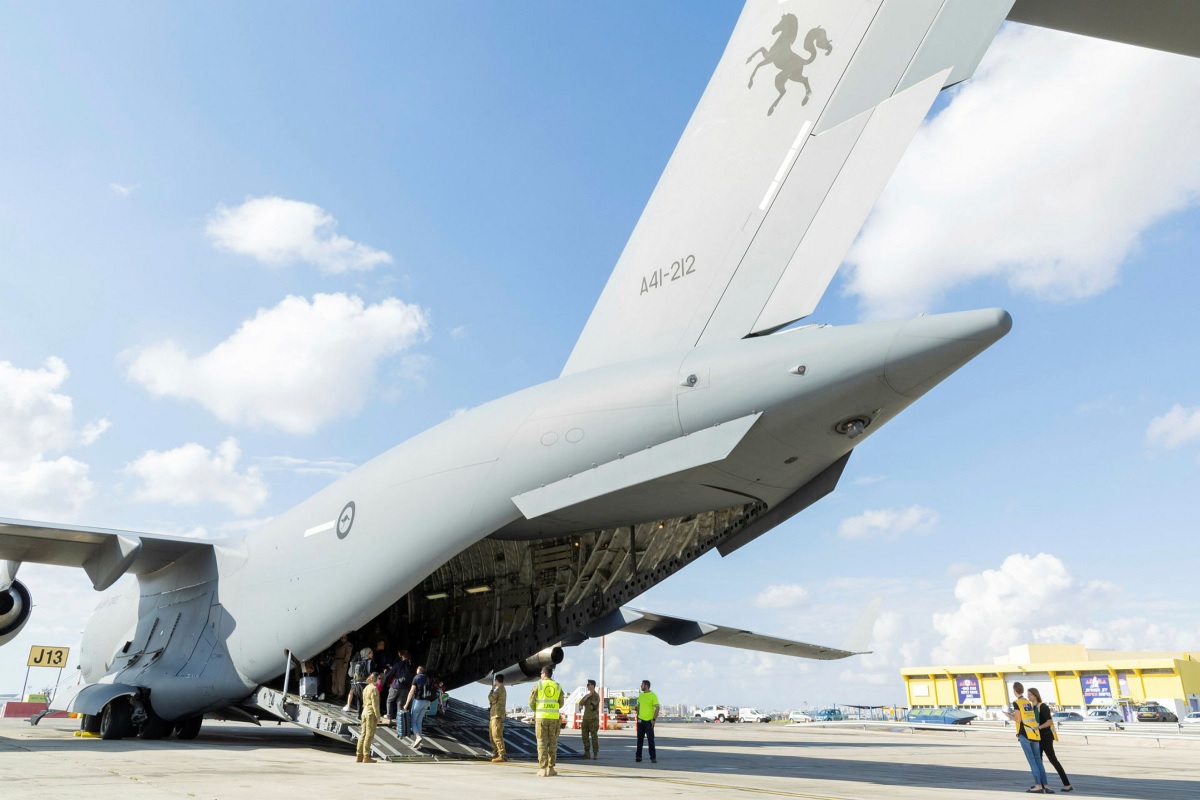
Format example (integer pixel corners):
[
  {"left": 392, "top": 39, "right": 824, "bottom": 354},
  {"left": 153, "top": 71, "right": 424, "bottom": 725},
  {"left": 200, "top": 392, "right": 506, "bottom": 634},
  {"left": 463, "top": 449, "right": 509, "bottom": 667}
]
[
  {"left": 588, "top": 606, "right": 865, "bottom": 661},
  {"left": 1008, "top": 0, "right": 1200, "bottom": 59},
  {"left": 0, "top": 517, "right": 215, "bottom": 591}
]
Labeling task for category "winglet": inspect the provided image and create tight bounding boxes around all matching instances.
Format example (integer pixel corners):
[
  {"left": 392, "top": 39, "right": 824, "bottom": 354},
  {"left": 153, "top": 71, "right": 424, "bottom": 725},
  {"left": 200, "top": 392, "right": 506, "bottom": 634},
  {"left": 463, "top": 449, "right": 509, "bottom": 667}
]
[{"left": 841, "top": 596, "right": 882, "bottom": 654}]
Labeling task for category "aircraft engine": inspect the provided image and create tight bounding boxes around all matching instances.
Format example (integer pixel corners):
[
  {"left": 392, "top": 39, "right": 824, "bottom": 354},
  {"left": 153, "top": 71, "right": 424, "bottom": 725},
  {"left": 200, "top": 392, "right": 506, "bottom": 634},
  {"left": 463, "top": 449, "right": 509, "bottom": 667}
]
[
  {"left": 486, "top": 646, "right": 565, "bottom": 685},
  {"left": 0, "top": 580, "right": 33, "bottom": 647}
]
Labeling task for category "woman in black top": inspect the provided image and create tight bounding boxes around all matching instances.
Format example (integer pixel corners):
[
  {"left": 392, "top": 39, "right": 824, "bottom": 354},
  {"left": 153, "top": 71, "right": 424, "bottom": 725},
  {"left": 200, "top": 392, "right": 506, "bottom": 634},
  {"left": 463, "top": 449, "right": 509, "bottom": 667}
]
[{"left": 1028, "top": 688, "right": 1072, "bottom": 792}]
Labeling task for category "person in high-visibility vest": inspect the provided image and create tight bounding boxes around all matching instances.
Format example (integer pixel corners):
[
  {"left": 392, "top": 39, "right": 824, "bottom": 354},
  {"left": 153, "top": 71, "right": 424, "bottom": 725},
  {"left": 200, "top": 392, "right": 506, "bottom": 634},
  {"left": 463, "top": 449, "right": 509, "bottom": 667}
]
[
  {"left": 1005, "top": 681, "right": 1049, "bottom": 793},
  {"left": 635, "top": 679, "right": 660, "bottom": 764},
  {"left": 528, "top": 666, "right": 563, "bottom": 777}
]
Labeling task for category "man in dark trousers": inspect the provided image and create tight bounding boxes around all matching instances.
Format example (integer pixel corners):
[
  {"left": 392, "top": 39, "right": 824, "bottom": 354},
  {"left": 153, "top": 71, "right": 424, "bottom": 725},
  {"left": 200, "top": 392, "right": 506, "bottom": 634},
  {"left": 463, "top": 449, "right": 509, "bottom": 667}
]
[
  {"left": 635, "top": 679, "right": 659, "bottom": 764},
  {"left": 381, "top": 649, "right": 414, "bottom": 727}
]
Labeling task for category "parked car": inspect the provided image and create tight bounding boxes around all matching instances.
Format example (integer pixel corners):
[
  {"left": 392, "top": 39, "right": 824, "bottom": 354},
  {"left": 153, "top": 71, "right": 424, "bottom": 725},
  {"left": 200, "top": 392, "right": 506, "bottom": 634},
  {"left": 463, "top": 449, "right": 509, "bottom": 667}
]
[
  {"left": 812, "top": 708, "right": 844, "bottom": 721},
  {"left": 788, "top": 710, "right": 813, "bottom": 723},
  {"left": 1181, "top": 711, "right": 1200, "bottom": 726},
  {"left": 1052, "top": 711, "right": 1085, "bottom": 723},
  {"left": 694, "top": 705, "right": 738, "bottom": 723},
  {"left": 1136, "top": 704, "right": 1178, "bottom": 722},
  {"left": 1085, "top": 708, "right": 1123, "bottom": 723},
  {"left": 738, "top": 708, "right": 772, "bottom": 723}
]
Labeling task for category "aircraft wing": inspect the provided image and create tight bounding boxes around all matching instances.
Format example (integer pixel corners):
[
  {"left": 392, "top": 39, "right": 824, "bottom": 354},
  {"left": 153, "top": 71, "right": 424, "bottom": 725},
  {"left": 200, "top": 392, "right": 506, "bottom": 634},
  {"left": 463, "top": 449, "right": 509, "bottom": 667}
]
[
  {"left": 582, "top": 606, "right": 869, "bottom": 661},
  {"left": 0, "top": 517, "right": 215, "bottom": 592},
  {"left": 563, "top": 0, "right": 1016, "bottom": 375}
]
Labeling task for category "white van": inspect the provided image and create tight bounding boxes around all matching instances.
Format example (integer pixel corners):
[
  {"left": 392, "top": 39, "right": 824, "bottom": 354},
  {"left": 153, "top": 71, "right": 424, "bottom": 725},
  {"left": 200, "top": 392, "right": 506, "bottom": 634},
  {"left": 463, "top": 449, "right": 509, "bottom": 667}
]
[{"left": 739, "top": 707, "right": 771, "bottom": 723}]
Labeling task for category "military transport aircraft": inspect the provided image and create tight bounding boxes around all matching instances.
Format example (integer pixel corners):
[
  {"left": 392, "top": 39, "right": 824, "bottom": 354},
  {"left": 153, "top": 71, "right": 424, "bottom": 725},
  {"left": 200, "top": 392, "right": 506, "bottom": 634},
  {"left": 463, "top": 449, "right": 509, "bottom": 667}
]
[{"left": 2, "top": 0, "right": 1198, "bottom": 742}]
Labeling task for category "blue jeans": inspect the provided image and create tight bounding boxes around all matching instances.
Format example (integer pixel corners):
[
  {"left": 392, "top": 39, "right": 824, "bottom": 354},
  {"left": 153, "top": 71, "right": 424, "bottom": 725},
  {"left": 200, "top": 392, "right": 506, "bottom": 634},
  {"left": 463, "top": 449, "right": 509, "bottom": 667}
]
[
  {"left": 1019, "top": 736, "right": 1047, "bottom": 785},
  {"left": 411, "top": 698, "right": 430, "bottom": 736}
]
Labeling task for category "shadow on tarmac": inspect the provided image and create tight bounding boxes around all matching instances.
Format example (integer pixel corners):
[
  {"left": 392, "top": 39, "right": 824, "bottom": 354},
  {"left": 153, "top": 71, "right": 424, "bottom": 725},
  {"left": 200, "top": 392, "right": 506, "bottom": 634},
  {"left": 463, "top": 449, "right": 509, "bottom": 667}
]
[{"left": 5, "top": 721, "right": 1195, "bottom": 799}]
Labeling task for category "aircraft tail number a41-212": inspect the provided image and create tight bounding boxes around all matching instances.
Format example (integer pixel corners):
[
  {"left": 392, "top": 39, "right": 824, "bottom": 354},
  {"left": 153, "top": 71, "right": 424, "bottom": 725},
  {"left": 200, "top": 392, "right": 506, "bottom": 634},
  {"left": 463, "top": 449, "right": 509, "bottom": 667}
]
[{"left": 2, "top": 0, "right": 1199, "bottom": 744}]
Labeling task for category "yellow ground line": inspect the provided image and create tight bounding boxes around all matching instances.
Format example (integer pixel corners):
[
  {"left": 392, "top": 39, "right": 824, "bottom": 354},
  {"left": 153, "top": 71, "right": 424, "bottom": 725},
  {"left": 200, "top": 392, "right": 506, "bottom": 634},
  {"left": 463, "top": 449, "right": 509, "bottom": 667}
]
[{"left": 475, "top": 761, "right": 846, "bottom": 799}]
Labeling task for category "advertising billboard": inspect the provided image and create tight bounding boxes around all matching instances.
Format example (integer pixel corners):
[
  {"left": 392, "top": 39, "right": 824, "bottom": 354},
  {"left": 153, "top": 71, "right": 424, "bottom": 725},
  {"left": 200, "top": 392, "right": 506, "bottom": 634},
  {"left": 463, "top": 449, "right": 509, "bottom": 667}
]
[
  {"left": 956, "top": 676, "right": 982, "bottom": 705},
  {"left": 1081, "top": 674, "right": 1112, "bottom": 705}
]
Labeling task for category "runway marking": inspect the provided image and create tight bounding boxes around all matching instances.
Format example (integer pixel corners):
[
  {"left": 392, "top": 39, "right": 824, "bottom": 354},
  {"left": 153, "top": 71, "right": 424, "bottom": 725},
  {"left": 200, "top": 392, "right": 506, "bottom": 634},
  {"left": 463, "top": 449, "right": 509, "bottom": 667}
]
[{"left": 479, "top": 761, "right": 846, "bottom": 798}]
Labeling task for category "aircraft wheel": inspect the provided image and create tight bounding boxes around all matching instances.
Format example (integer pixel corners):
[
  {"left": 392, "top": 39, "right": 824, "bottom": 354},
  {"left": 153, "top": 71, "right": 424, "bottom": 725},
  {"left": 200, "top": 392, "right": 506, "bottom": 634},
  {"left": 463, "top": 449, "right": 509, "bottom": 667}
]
[
  {"left": 80, "top": 713, "right": 102, "bottom": 734},
  {"left": 138, "top": 710, "right": 172, "bottom": 740},
  {"left": 99, "top": 699, "right": 132, "bottom": 740},
  {"left": 174, "top": 717, "right": 203, "bottom": 740}
]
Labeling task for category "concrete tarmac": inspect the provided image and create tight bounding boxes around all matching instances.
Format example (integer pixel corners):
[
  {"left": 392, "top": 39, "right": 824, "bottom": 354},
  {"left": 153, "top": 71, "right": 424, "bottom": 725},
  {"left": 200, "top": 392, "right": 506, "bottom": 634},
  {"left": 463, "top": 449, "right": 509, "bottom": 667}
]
[{"left": 3, "top": 718, "right": 1197, "bottom": 800}]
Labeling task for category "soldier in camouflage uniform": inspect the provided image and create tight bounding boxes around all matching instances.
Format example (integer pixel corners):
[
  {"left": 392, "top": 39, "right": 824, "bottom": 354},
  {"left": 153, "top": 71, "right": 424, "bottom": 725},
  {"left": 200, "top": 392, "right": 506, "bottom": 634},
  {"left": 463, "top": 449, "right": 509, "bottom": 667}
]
[
  {"left": 579, "top": 679, "right": 600, "bottom": 759},
  {"left": 356, "top": 671, "right": 381, "bottom": 763},
  {"left": 488, "top": 674, "right": 507, "bottom": 763}
]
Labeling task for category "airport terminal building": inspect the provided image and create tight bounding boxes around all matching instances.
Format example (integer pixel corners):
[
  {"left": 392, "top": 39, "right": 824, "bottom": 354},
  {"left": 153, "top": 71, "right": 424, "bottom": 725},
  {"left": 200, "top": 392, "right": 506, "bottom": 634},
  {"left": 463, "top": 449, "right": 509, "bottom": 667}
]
[{"left": 901, "top": 644, "right": 1200, "bottom": 720}]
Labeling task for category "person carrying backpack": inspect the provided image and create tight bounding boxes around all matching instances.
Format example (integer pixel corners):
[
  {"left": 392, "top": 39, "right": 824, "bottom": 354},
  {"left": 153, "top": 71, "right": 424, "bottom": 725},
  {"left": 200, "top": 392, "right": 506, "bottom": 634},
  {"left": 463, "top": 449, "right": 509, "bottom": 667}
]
[
  {"left": 403, "top": 665, "right": 434, "bottom": 748},
  {"left": 342, "top": 647, "right": 375, "bottom": 713},
  {"left": 381, "top": 649, "right": 414, "bottom": 727}
]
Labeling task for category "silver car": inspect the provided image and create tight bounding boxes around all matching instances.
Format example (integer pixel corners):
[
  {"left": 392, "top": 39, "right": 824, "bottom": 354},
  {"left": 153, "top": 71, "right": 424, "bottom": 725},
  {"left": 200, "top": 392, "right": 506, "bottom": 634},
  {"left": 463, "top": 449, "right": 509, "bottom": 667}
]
[
  {"left": 1086, "top": 709, "right": 1123, "bottom": 723},
  {"left": 1182, "top": 711, "right": 1200, "bottom": 726}
]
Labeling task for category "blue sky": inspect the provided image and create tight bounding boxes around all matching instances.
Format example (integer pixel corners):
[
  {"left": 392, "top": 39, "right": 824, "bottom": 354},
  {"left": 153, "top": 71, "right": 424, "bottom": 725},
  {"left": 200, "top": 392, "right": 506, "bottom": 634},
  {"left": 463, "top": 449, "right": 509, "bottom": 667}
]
[{"left": 3, "top": 3, "right": 1199, "bottom": 711}]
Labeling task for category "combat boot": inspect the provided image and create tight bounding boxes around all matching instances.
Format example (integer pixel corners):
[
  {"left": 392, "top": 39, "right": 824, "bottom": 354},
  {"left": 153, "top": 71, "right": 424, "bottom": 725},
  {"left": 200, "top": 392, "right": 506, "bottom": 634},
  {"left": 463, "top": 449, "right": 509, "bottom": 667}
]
[
  {"left": 355, "top": 754, "right": 364, "bottom": 762},
  {"left": 546, "top": 766, "right": 558, "bottom": 777},
  {"left": 536, "top": 767, "right": 546, "bottom": 777},
  {"left": 362, "top": 756, "right": 377, "bottom": 764},
  {"left": 490, "top": 756, "right": 504, "bottom": 763}
]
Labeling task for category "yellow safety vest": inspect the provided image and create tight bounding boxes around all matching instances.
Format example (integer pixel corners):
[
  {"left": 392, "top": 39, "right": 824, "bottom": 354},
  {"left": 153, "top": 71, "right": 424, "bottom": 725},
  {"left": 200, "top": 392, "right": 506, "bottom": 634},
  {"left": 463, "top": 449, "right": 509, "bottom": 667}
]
[
  {"left": 534, "top": 680, "right": 562, "bottom": 720},
  {"left": 1014, "top": 697, "right": 1041, "bottom": 741}
]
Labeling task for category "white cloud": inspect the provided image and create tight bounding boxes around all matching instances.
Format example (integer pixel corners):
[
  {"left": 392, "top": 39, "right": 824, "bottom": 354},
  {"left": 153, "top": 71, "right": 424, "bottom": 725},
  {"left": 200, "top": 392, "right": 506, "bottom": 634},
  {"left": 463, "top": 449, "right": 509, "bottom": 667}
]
[
  {"left": 124, "top": 293, "right": 431, "bottom": 434},
  {"left": 449, "top": 325, "right": 468, "bottom": 341},
  {"left": 846, "top": 25, "right": 1200, "bottom": 319},
  {"left": 257, "top": 455, "right": 356, "bottom": 478},
  {"left": 207, "top": 196, "right": 393, "bottom": 273},
  {"left": 0, "top": 358, "right": 109, "bottom": 519},
  {"left": 754, "top": 583, "right": 810, "bottom": 609},
  {"left": 837, "top": 505, "right": 938, "bottom": 541},
  {"left": 125, "top": 438, "right": 268, "bottom": 514},
  {"left": 931, "top": 552, "right": 1100, "bottom": 663},
  {"left": 109, "top": 182, "right": 137, "bottom": 197},
  {"left": 1146, "top": 404, "right": 1200, "bottom": 450}
]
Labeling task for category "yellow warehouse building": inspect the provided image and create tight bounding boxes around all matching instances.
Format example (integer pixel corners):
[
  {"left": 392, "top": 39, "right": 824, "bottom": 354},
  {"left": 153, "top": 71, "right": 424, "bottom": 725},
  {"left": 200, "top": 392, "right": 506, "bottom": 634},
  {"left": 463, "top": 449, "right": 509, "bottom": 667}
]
[{"left": 902, "top": 644, "right": 1200, "bottom": 721}]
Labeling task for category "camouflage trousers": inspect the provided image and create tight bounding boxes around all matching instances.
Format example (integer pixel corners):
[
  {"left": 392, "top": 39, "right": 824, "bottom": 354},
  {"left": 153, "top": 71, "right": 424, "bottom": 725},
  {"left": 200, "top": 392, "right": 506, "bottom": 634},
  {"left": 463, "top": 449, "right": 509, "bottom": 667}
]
[
  {"left": 536, "top": 718, "right": 560, "bottom": 768},
  {"left": 580, "top": 717, "right": 599, "bottom": 756},
  {"left": 357, "top": 715, "right": 378, "bottom": 758},
  {"left": 489, "top": 717, "right": 506, "bottom": 759}
]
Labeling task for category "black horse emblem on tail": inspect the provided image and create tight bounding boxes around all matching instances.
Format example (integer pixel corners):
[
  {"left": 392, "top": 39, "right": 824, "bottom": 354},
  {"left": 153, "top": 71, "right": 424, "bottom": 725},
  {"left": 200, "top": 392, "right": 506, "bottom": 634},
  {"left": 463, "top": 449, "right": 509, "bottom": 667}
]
[{"left": 747, "top": 14, "right": 833, "bottom": 116}]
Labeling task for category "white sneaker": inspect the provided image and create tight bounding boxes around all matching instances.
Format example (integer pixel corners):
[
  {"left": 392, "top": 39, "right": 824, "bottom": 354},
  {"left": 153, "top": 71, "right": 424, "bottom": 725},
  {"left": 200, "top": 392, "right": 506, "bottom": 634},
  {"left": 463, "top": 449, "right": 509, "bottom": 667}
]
[
  {"left": 342, "top": 705, "right": 352, "bottom": 712},
  {"left": 412, "top": 735, "right": 423, "bottom": 748}
]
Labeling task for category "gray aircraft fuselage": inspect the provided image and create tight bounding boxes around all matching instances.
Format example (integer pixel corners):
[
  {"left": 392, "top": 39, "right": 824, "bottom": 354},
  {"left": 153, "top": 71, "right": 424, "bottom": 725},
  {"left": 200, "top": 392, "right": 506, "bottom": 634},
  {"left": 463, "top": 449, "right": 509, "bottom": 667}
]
[{"left": 76, "top": 309, "right": 1009, "bottom": 721}]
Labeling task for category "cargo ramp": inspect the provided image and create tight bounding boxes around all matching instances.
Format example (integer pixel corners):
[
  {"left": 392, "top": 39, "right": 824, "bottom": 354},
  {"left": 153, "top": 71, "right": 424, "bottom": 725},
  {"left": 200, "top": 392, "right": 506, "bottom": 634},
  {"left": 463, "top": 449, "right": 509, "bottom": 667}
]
[{"left": 245, "top": 687, "right": 578, "bottom": 762}]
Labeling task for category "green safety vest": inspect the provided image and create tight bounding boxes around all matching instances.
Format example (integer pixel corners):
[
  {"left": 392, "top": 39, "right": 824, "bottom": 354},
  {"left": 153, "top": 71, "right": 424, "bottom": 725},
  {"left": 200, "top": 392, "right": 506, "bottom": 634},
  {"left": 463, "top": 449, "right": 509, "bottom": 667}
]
[{"left": 534, "top": 680, "right": 562, "bottom": 720}]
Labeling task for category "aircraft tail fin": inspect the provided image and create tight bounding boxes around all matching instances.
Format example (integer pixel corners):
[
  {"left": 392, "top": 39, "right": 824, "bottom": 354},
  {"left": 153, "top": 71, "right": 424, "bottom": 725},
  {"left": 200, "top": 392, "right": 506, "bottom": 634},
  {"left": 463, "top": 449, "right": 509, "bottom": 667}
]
[{"left": 563, "top": 0, "right": 1014, "bottom": 376}]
